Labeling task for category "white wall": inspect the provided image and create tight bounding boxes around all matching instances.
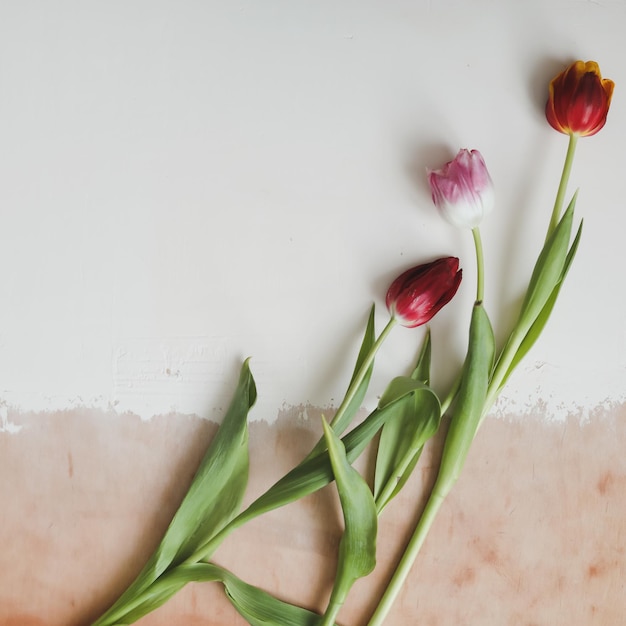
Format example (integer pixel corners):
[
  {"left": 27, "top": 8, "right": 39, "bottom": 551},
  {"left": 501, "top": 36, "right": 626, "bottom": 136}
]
[{"left": 0, "top": 0, "right": 623, "bottom": 423}]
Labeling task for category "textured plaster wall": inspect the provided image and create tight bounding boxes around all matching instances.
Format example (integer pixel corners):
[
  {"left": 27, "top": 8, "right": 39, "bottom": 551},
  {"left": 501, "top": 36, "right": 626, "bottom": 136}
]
[
  {"left": 0, "top": 1, "right": 625, "bottom": 625},
  {"left": 1, "top": 406, "right": 625, "bottom": 625}
]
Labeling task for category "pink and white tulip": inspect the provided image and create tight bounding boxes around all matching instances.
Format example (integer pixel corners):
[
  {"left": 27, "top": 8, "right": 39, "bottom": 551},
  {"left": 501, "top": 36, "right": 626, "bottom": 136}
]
[{"left": 427, "top": 149, "right": 494, "bottom": 229}]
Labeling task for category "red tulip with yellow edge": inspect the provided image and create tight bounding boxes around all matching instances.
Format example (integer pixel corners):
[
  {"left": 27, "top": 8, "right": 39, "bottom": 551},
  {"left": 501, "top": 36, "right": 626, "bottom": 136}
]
[{"left": 546, "top": 60, "right": 614, "bottom": 137}]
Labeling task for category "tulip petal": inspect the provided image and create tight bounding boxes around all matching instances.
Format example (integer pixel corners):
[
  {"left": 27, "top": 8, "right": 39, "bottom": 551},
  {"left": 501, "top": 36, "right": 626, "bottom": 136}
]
[
  {"left": 546, "top": 60, "right": 614, "bottom": 136},
  {"left": 428, "top": 149, "right": 494, "bottom": 228},
  {"left": 386, "top": 257, "right": 462, "bottom": 328}
]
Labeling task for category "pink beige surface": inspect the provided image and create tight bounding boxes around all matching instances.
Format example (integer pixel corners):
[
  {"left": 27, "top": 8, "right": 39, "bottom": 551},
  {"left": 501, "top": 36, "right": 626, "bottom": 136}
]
[{"left": 1, "top": 403, "right": 624, "bottom": 626}]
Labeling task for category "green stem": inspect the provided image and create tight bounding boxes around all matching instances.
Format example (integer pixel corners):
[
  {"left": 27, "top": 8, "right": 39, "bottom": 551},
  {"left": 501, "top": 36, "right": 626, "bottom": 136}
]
[
  {"left": 439, "top": 371, "right": 461, "bottom": 417},
  {"left": 484, "top": 134, "right": 579, "bottom": 420},
  {"left": 327, "top": 317, "right": 397, "bottom": 431},
  {"left": 367, "top": 487, "right": 446, "bottom": 626},
  {"left": 481, "top": 327, "right": 524, "bottom": 420},
  {"left": 547, "top": 133, "right": 578, "bottom": 239},
  {"left": 368, "top": 231, "right": 491, "bottom": 624},
  {"left": 96, "top": 318, "right": 399, "bottom": 625},
  {"left": 472, "top": 227, "right": 485, "bottom": 303},
  {"left": 320, "top": 597, "right": 344, "bottom": 626},
  {"left": 435, "top": 228, "right": 485, "bottom": 419},
  {"left": 185, "top": 317, "right": 399, "bottom": 566}
]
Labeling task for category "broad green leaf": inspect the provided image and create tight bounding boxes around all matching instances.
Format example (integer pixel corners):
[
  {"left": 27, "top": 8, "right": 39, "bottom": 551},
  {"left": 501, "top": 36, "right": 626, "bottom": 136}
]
[
  {"left": 320, "top": 417, "right": 377, "bottom": 624},
  {"left": 373, "top": 378, "right": 440, "bottom": 513},
  {"left": 307, "top": 305, "right": 376, "bottom": 459},
  {"left": 378, "top": 375, "right": 434, "bottom": 410},
  {"left": 219, "top": 566, "right": 328, "bottom": 626},
  {"left": 116, "top": 563, "right": 329, "bottom": 626},
  {"left": 93, "top": 360, "right": 257, "bottom": 626},
  {"left": 435, "top": 303, "right": 495, "bottom": 494},
  {"left": 498, "top": 219, "right": 583, "bottom": 391},
  {"left": 158, "top": 359, "right": 256, "bottom": 566},
  {"left": 233, "top": 384, "right": 438, "bottom": 528},
  {"left": 374, "top": 332, "right": 440, "bottom": 512},
  {"left": 516, "top": 194, "right": 576, "bottom": 330}
]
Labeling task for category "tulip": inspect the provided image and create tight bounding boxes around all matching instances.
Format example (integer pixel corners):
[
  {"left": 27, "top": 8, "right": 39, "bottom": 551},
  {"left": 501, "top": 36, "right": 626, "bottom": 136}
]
[
  {"left": 386, "top": 257, "right": 462, "bottom": 328},
  {"left": 545, "top": 60, "right": 614, "bottom": 137},
  {"left": 427, "top": 149, "right": 494, "bottom": 229}
]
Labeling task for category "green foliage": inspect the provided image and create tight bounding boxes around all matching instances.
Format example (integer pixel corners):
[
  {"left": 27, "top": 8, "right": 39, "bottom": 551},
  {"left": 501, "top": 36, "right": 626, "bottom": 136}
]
[
  {"left": 118, "top": 563, "right": 330, "bottom": 626},
  {"left": 516, "top": 193, "right": 577, "bottom": 330},
  {"left": 307, "top": 305, "right": 376, "bottom": 459},
  {"left": 93, "top": 360, "right": 257, "bottom": 626},
  {"left": 320, "top": 418, "right": 377, "bottom": 625},
  {"left": 499, "top": 216, "right": 583, "bottom": 391},
  {"left": 239, "top": 377, "right": 440, "bottom": 525},
  {"left": 374, "top": 332, "right": 441, "bottom": 513},
  {"left": 435, "top": 303, "right": 495, "bottom": 492}
]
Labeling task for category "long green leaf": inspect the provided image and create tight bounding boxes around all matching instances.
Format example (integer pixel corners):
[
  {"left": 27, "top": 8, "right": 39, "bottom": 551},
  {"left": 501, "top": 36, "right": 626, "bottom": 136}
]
[
  {"left": 117, "top": 563, "right": 329, "bottom": 626},
  {"left": 435, "top": 303, "right": 495, "bottom": 493},
  {"left": 159, "top": 359, "right": 256, "bottom": 566},
  {"left": 236, "top": 384, "right": 439, "bottom": 526},
  {"left": 498, "top": 219, "right": 583, "bottom": 391},
  {"left": 93, "top": 360, "right": 257, "bottom": 626},
  {"left": 516, "top": 193, "right": 576, "bottom": 328},
  {"left": 307, "top": 306, "right": 376, "bottom": 459},
  {"left": 320, "top": 418, "right": 377, "bottom": 625},
  {"left": 373, "top": 377, "right": 440, "bottom": 513},
  {"left": 220, "top": 567, "right": 328, "bottom": 626}
]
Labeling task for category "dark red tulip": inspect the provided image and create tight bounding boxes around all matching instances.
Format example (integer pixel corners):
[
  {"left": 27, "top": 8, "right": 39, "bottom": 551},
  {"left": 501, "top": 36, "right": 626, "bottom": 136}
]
[{"left": 386, "top": 257, "right": 462, "bottom": 328}]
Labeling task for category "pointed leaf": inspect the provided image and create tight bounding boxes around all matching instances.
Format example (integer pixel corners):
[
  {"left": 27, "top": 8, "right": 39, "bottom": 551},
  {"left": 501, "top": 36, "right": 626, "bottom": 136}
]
[
  {"left": 308, "top": 306, "right": 376, "bottom": 458},
  {"left": 378, "top": 376, "right": 430, "bottom": 409},
  {"left": 320, "top": 417, "right": 377, "bottom": 621},
  {"left": 498, "top": 219, "right": 583, "bottom": 390},
  {"left": 410, "top": 328, "right": 432, "bottom": 384},
  {"left": 435, "top": 303, "right": 495, "bottom": 493},
  {"left": 220, "top": 567, "right": 327, "bottom": 626},
  {"left": 516, "top": 194, "right": 576, "bottom": 329},
  {"left": 93, "top": 360, "right": 256, "bottom": 626},
  {"left": 234, "top": 385, "right": 437, "bottom": 527},
  {"left": 373, "top": 379, "right": 440, "bottom": 513},
  {"left": 116, "top": 563, "right": 329, "bottom": 626}
]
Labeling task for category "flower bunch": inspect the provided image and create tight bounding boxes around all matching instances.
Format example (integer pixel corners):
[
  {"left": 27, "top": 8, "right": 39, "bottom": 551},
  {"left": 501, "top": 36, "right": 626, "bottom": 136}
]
[{"left": 92, "top": 59, "right": 613, "bottom": 626}]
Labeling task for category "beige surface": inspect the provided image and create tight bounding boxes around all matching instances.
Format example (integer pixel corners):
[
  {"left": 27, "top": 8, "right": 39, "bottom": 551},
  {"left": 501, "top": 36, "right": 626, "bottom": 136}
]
[{"left": 1, "top": 404, "right": 624, "bottom": 626}]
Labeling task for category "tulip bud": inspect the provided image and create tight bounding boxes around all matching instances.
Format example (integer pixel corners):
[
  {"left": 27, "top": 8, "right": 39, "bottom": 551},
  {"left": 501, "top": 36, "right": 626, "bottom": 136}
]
[
  {"left": 427, "top": 149, "right": 494, "bottom": 229},
  {"left": 386, "top": 257, "right": 462, "bottom": 328},
  {"left": 545, "top": 60, "right": 614, "bottom": 137}
]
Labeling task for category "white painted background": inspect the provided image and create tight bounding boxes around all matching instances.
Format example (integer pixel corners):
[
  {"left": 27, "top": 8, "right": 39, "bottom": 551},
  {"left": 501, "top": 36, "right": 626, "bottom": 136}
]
[{"left": 0, "top": 0, "right": 624, "bottom": 424}]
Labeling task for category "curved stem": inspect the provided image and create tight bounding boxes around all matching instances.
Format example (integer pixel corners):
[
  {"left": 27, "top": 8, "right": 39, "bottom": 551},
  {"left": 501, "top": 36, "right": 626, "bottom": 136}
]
[
  {"left": 327, "top": 317, "right": 397, "bottom": 432},
  {"left": 481, "top": 327, "right": 524, "bottom": 419},
  {"left": 484, "top": 134, "right": 580, "bottom": 421},
  {"left": 547, "top": 133, "right": 578, "bottom": 239},
  {"left": 439, "top": 368, "right": 463, "bottom": 416},
  {"left": 368, "top": 229, "right": 490, "bottom": 624},
  {"left": 320, "top": 598, "right": 344, "bottom": 626},
  {"left": 185, "top": 317, "right": 399, "bottom": 567},
  {"left": 471, "top": 227, "right": 485, "bottom": 303},
  {"left": 367, "top": 487, "right": 446, "bottom": 626}
]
